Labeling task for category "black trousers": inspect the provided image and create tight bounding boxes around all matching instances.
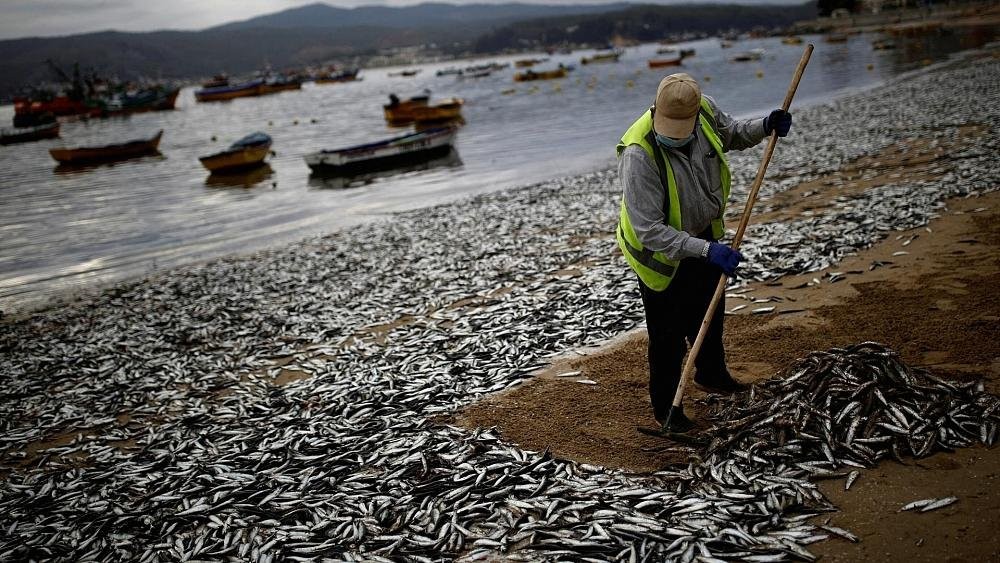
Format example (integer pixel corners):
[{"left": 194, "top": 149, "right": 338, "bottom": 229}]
[{"left": 638, "top": 253, "right": 728, "bottom": 422}]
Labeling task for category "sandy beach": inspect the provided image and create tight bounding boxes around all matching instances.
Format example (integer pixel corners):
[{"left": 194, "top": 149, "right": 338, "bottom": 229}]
[{"left": 1, "top": 45, "right": 998, "bottom": 561}]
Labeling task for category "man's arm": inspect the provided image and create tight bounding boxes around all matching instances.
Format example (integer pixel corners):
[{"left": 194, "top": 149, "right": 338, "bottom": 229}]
[
  {"left": 704, "top": 95, "right": 767, "bottom": 152},
  {"left": 619, "top": 145, "right": 708, "bottom": 261}
]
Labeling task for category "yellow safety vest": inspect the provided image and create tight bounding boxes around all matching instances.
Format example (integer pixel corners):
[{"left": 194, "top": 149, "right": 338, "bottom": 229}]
[{"left": 615, "top": 96, "right": 731, "bottom": 291}]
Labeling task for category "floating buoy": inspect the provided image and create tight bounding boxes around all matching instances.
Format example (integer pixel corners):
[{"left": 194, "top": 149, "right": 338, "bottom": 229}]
[
  {"left": 293, "top": 119, "right": 299, "bottom": 125},
  {"left": 552, "top": 84, "right": 562, "bottom": 92},
  {"left": 704, "top": 76, "right": 711, "bottom": 82},
  {"left": 867, "top": 63, "right": 874, "bottom": 71},
  {"left": 310, "top": 118, "right": 318, "bottom": 123},
  {"left": 626, "top": 80, "right": 634, "bottom": 88},
  {"left": 210, "top": 135, "right": 217, "bottom": 141},
  {"left": 756, "top": 70, "right": 764, "bottom": 79},
  {"left": 268, "top": 121, "right": 273, "bottom": 126},
  {"left": 501, "top": 88, "right": 516, "bottom": 95}
]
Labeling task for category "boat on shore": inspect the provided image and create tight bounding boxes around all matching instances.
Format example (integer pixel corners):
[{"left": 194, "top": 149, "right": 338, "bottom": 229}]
[
  {"left": 195, "top": 79, "right": 264, "bottom": 103},
  {"left": 0, "top": 121, "right": 60, "bottom": 145},
  {"left": 49, "top": 130, "right": 163, "bottom": 165},
  {"left": 308, "top": 147, "right": 461, "bottom": 189},
  {"left": 304, "top": 126, "right": 457, "bottom": 175},
  {"left": 383, "top": 92, "right": 431, "bottom": 125},
  {"left": 199, "top": 132, "right": 273, "bottom": 173},
  {"left": 513, "top": 68, "right": 568, "bottom": 82},
  {"left": 648, "top": 57, "right": 683, "bottom": 68}
]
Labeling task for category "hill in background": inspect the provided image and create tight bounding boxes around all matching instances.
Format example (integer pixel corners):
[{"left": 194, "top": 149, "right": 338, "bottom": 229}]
[{"left": 0, "top": 1, "right": 816, "bottom": 100}]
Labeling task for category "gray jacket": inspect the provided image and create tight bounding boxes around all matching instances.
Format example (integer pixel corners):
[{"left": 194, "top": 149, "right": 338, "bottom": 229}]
[{"left": 618, "top": 95, "right": 767, "bottom": 260}]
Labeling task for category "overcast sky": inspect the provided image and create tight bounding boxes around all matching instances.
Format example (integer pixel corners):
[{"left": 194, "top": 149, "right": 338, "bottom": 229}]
[{"left": 0, "top": 0, "right": 799, "bottom": 40}]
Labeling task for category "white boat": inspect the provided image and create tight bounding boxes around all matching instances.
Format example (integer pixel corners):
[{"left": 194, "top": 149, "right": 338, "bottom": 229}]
[{"left": 304, "top": 127, "right": 457, "bottom": 174}]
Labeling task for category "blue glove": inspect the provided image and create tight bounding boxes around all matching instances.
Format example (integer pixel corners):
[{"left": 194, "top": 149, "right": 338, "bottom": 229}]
[
  {"left": 705, "top": 242, "right": 743, "bottom": 276},
  {"left": 764, "top": 109, "right": 792, "bottom": 137}
]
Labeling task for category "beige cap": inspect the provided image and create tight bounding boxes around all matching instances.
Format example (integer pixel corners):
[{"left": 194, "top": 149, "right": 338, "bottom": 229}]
[{"left": 653, "top": 73, "right": 701, "bottom": 138}]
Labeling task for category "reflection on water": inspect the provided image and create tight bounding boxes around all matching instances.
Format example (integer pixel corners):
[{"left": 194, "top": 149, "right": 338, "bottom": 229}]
[
  {"left": 205, "top": 163, "right": 275, "bottom": 188},
  {"left": 308, "top": 148, "right": 463, "bottom": 190},
  {"left": 0, "top": 27, "right": 996, "bottom": 313},
  {"left": 53, "top": 153, "right": 165, "bottom": 175}
]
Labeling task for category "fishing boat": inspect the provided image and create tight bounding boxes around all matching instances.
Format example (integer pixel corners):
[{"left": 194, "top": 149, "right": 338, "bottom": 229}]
[
  {"left": 580, "top": 52, "right": 621, "bottom": 65},
  {"left": 781, "top": 36, "right": 804, "bottom": 45},
  {"left": 648, "top": 57, "right": 683, "bottom": 69},
  {"left": 410, "top": 98, "right": 464, "bottom": 124},
  {"left": 104, "top": 87, "right": 180, "bottom": 116},
  {"left": 49, "top": 130, "right": 163, "bottom": 165},
  {"left": 513, "top": 68, "right": 568, "bottom": 82},
  {"left": 13, "top": 95, "right": 102, "bottom": 123},
  {"left": 730, "top": 48, "right": 765, "bottom": 62},
  {"left": 514, "top": 58, "right": 548, "bottom": 68},
  {"left": 0, "top": 121, "right": 60, "bottom": 145},
  {"left": 259, "top": 77, "right": 303, "bottom": 95},
  {"left": 304, "top": 126, "right": 457, "bottom": 175},
  {"left": 679, "top": 48, "right": 696, "bottom": 58},
  {"left": 383, "top": 92, "right": 431, "bottom": 125},
  {"left": 389, "top": 69, "right": 421, "bottom": 77},
  {"left": 194, "top": 79, "right": 264, "bottom": 102},
  {"left": 315, "top": 68, "right": 360, "bottom": 84},
  {"left": 308, "top": 147, "right": 461, "bottom": 189},
  {"left": 205, "top": 163, "right": 274, "bottom": 188},
  {"left": 872, "top": 39, "right": 897, "bottom": 50},
  {"left": 656, "top": 46, "right": 677, "bottom": 55},
  {"left": 199, "top": 132, "right": 272, "bottom": 173},
  {"left": 825, "top": 33, "right": 849, "bottom": 43}
]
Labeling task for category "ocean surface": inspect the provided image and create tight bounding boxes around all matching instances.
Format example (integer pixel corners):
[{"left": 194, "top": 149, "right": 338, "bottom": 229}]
[{"left": 0, "top": 28, "right": 995, "bottom": 314}]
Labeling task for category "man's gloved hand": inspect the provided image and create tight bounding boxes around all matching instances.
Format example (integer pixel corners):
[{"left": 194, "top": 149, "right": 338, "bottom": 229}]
[
  {"left": 705, "top": 242, "right": 743, "bottom": 276},
  {"left": 764, "top": 109, "right": 792, "bottom": 137}
]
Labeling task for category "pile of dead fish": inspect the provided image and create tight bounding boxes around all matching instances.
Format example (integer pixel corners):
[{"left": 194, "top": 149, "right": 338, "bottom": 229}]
[
  {"left": 703, "top": 342, "right": 1000, "bottom": 484},
  {"left": 0, "top": 50, "right": 998, "bottom": 561}
]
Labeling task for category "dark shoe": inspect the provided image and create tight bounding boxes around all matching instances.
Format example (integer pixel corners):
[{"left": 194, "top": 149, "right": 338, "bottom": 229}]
[
  {"left": 660, "top": 409, "right": 695, "bottom": 433},
  {"left": 694, "top": 371, "right": 748, "bottom": 394}
]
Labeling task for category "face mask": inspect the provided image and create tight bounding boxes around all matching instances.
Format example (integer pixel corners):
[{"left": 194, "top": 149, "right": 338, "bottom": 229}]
[{"left": 655, "top": 132, "right": 695, "bottom": 148}]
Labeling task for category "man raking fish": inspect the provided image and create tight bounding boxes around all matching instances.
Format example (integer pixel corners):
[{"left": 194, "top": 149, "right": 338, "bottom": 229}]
[{"left": 616, "top": 46, "right": 813, "bottom": 439}]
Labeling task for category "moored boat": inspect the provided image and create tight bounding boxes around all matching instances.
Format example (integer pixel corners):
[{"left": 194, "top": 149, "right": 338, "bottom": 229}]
[
  {"left": 199, "top": 132, "right": 273, "bottom": 173},
  {"left": 0, "top": 121, "right": 60, "bottom": 145},
  {"left": 13, "top": 96, "right": 103, "bottom": 124},
  {"left": 315, "top": 68, "right": 360, "bottom": 84},
  {"left": 49, "top": 130, "right": 163, "bottom": 165},
  {"left": 730, "top": 48, "right": 765, "bottom": 62},
  {"left": 195, "top": 79, "right": 264, "bottom": 102},
  {"left": 513, "top": 68, "right": 568, "bottom": 82},
  {"left": 648, "top": 57, "right": 683, "bottom": 68},
  {"left": 410, "top": 98, "right": 464, "bottom": 124},
  {"left": 581, "top": 52, "right": 621, "bottom": 65},
  {"left": 304, "top": 127, "right": 457, "bottom": 175},
  {"left": 104, "top": 87, "right": 180, "bottom": 116},
  {"left": 781, "top": 36, "right": 804, "bottom": 45},
  {"left": 872, "top": 39, "right": 897, "bottom": 50},
  {"left": 825, "top": 33, "right": 849, "bottom": 43},
  {"left": 514, "top": 58, "right": 548, "bottom": 68},
  {"left": 383, "top": 93, "right": 431, "bottom": 125}
]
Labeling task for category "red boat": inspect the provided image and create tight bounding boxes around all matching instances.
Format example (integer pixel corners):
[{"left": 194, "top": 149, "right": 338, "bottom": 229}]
[{"left": 14, "top": 96, "right": 103, "bottom": 121}]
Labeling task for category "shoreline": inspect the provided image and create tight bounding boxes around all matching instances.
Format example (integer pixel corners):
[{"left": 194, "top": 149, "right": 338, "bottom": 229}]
[
  {"left": 3, "top": 39, "right": 995, "bottom": 320},
  {"left": 0, "top": 43, "right": 997, "bottom": 561}
]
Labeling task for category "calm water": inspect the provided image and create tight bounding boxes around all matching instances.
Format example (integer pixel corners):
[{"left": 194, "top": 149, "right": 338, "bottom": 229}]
[{"left": 0, "top": 28, "right": 995, "bottom": 314}]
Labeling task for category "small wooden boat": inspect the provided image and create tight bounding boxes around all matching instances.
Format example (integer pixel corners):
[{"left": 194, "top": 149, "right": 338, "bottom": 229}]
[
  {"left": 199, "top": 132, "right": 272, "bottom": 173},
  {"left": 308, "top": 147, "right": 461, "bottom": 189},
  {"left": 304, "top": 127, "right": 457, "bottom": 175},
  {"left": 205, "top": 163, "right": 274, "bottom": 188},
  {"left": 383, "top": 93, "right": 431, "bottom": 125},
  {"left": 781, "top": 36, "right": 804, "bottom": 45},
  {"left": 731, "top": 48, "right": 765, "bottom": 62},
  {"left": 581, "top": 52, "right": 620, "bottom": 65},
  {"left": 0, "top": 121, "right": 60, "bottom": 145},
  {"left": 410, "top": 98, "right": 464, "bottom": 123},
  {"left": 825, "top": 33, "right": 849, "bottom": 43},
  {"left": 514, "top": 58, "right": 548, "bottom": 68},
  {"left": 388, "top": 69, "right": 421, "bottom": 77},
  {"left": 195, "top": 80, "right": 264, "bottom": 102},
  {"left": 872, "top": 39, "right": 897, "bottom": 50},
  {"left": 513, "top": 68, "right": 568, "bottom": 82},
  {"left": 679, "top": 48, "right": 696, "bottom": 58},
  {"left": 648, "top": 57, "right": 683, "bottom": 68},
  {"left": 656, "top": 46, "right": 677, "bottom": 55},
  {"left": 49, "top": 130, "right": 162, "bottom": 165}
]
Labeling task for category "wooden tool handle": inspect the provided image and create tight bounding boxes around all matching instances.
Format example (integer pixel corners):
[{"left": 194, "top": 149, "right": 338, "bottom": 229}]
[{"left": 668, "top": 45, "right": 814, "bottom": 413}]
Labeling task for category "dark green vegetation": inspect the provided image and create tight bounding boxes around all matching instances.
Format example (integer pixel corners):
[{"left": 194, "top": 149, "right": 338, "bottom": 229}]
[{"left": 0, "top": 1, "right": 814, "bottom": 99}]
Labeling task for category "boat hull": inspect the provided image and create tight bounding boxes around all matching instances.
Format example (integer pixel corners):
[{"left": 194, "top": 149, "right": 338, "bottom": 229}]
[
  {"left": 49, "top": 130, "right": 163, "bottom": 165},
  {"left": 199, "top": 145, "right": 271, "bottom": 172},
  {"left": 648, "top": 58, "right": 682, "bottom": 68},
  {"left": 0, "top": 122, "right": 60, "bottom": 145},
  {"left": 513, "top": 69, "right": 568, "bottom": 82},
  {"left": 305, "top": 128, "right": 456, "bottom": 175},
  {"left": 195, "top": 82, "right": 264, "bottom": 103}
]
